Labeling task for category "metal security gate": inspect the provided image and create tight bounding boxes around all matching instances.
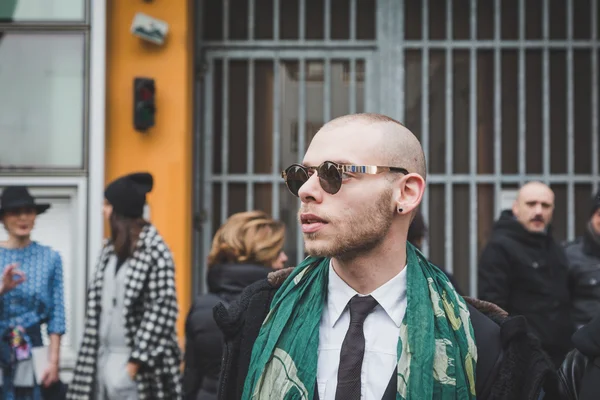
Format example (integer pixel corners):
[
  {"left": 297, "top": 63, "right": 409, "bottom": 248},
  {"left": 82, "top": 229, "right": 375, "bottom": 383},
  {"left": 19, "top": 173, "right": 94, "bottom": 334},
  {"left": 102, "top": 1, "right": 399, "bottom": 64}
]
[{"left": 194, "top": 0, "right": 600, "bottom": 297}]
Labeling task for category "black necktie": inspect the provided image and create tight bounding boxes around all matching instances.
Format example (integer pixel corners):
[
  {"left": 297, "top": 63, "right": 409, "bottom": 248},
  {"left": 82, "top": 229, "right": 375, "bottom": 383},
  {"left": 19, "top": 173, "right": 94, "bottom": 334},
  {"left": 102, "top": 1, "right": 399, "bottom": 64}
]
[{"left": 335, "top": 294, "right": 379, "bottom": 400}]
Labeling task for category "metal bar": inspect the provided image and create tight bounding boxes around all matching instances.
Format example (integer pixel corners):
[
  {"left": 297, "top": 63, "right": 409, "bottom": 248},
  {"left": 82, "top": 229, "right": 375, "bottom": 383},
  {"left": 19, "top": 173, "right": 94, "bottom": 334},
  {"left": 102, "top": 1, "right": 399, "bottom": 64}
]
[
  {"left": 205, "top": 49, "right": 375, "bottom": 59},
  {"left": 210, "top": 173, "right": 600, "bottom": 183},
  {"left": 378, "top": 1, "right": 390, "bottom": 115},
  {"left": 428, "top": 175, "right": 600, "bottom": 183},
  {"left": 396, "top": 0, "right": 405, "bottom": 121},
  {"left": 421, "top": 0, "right": 430, "bottom": 258},
  {"left": 248, "top": 0, "right": 255, "bottom": 40},
  {"left": 593, "top": 0, "right": 599, "bottom": 195},
  {"left": 299, "top": 0, "right": 306, "bottom": 40},
  {"left": 272, "top": 59, "right": 281, "bottom": 219},
  {"left": 445, "top": 0, "right": 454, "bottom": 274},
  {"left": 273, "top": 0, "right": 280, "bottom": 40},
  {"left": 364, "top": 55, "right": 376, "bottom": 112},
  {"left": 324, "top": 0, "right": 331, "bottom": 41},
  {"left": 298, "top": 60, "right": 307, "bottom": 162},
  {"left": 388, "top": 41, "right": 600, "bottom": 49},
  {"left": 518, "top": 0, "right": 526, "bottom": 181},
  {"left": 223, "top": 0, "right": 229, "bottom": 40},
  {"left": 221, "top": 59, "right": 229, "bottom": 224},
  {"left": 349, "top": 59, "right": 357, "bottom": 114},
  {"left": 324, "top": 57, "right": 332, "bottom": 122},
  {"left": 494, "top": 0, "right": 502, "bottom": 218},
  {"left": 247, "top": 60, "right": 255, "bottom": 210},
  {"left": 297, "top": 58, "right": 307, "bottom": 265},
  {"left": 200, "top": 40, "right": 600, "bottom": 49},
  {"left": 469, "top": 0, "right": 478, "bottom": 297},
  {"left": 350, "top": 0, "right": 357, "bottom": 41},
  {"left": 0, "top": 23, "right": 90, "bottom": 31},
  {"left": 542, "top": 0, "right": 550, "bottom": 181},
  {"left": 567, "top": 0, "right": 575, "bottom": 239},
  {"left": 202, "top": 58, "right": 215, "bottom": 292}
]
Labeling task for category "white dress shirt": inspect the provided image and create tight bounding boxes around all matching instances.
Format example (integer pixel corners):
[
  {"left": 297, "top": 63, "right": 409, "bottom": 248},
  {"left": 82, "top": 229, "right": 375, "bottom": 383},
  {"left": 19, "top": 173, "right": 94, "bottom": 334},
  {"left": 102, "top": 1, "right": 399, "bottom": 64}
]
[{"left": 317, "top": 262, "right": 408, "bottom": 400}]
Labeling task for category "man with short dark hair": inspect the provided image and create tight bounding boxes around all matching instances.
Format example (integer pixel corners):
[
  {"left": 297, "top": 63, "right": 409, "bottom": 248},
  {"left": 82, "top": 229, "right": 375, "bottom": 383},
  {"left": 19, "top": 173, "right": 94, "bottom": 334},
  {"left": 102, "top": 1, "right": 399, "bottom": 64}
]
[
  {"left": 407, "top": 209, "right": 461, "bottom": 294},
  {"left": 215, "top": 114, "right": 556, "bottom": 399},
  {"left": 564, "top": 188, "right": 600, "bottom": 329}
]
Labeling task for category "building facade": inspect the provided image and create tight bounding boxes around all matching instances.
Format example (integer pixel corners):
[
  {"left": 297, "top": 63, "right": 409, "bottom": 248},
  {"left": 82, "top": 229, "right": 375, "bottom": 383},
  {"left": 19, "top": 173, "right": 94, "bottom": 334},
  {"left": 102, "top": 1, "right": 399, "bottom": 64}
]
[
  {"left": 194, "top": 0, "right": 600, "bottom": 298},
  {"left": 0, "top": 0, "right": 598, "bottom": 378}
]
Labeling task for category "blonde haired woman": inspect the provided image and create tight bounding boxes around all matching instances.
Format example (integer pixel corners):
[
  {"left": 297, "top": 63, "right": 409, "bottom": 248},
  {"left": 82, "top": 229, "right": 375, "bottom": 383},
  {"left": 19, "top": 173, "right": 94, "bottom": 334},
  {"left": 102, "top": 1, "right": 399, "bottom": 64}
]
[{"left": 183, "top": 211, "right": 287, "bottom": 400}]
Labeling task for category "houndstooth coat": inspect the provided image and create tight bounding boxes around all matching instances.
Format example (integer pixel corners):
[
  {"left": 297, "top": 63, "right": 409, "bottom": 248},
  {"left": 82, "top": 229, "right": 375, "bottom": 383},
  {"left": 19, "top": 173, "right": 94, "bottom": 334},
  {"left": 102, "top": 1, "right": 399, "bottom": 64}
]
[{"left": 67, "top": 224, "right": 182, "bottom": 399}]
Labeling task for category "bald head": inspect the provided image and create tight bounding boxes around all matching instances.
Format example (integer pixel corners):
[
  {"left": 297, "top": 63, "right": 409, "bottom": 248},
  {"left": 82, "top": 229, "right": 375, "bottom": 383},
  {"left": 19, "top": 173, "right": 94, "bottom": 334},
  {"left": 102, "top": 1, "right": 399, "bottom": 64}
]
[
  {"left": 314, "top": 113, "right": 427, "bottom": 180},
  {"left": 513, "top": 181, "right": 555, "bottom": 233},
  {"left": 516, "top": 181, "right": 554, "bottom": 202}
]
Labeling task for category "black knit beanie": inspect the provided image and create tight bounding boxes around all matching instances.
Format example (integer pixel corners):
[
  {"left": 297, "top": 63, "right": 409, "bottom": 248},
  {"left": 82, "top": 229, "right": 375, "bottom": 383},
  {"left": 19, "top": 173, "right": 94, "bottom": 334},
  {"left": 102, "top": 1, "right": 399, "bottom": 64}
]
[
  {"left": 104, "top": 172, "right": 153, "bottom": 218},
  {"left": 591, "top": 187, "right": 600, "bottom": 217}
]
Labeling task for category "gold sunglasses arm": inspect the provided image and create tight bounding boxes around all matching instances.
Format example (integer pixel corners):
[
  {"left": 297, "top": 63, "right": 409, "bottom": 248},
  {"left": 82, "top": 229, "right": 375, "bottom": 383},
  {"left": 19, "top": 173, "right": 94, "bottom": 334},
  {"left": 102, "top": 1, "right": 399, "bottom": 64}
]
[{"left": 338, "top": 165, "right": 409, "bottom": 175}]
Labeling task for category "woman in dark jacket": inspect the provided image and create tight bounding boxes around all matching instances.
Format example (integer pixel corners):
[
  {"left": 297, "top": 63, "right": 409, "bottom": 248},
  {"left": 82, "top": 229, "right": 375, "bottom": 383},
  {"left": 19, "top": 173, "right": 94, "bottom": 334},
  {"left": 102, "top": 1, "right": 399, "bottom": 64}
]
[{"left": 183, "top": 210, "right": 288, "bottom": 400}]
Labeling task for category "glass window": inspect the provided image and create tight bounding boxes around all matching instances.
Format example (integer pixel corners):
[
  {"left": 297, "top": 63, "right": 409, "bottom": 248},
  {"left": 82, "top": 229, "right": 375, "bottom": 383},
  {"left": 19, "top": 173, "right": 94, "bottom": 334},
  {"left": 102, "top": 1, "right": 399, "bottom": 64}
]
[
  {"left": 0, "top": 32, "right": 86, "bottom": 169},
  {"left": 0, "top": 0, "right": 85, "bottom": 22}
]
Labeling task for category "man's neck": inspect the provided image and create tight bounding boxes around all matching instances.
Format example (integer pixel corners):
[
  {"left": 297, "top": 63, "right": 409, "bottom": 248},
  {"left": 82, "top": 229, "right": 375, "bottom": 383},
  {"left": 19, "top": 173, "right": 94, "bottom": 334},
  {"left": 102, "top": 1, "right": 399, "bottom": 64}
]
[{"left": 331, "top": 241, "right": 407, "bottom": 295}]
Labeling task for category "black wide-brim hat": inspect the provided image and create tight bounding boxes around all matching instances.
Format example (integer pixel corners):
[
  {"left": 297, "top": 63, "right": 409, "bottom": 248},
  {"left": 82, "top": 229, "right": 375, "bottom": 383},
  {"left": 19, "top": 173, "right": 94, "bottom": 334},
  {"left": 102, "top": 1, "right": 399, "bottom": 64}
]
[{"left": 0, "top": 186, "right": 51, "bottom": 217}]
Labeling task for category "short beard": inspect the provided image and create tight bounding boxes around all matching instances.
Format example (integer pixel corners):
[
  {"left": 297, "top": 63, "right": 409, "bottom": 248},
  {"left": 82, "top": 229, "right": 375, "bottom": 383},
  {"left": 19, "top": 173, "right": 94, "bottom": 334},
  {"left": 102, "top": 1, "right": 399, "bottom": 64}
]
[{"left": 304, "top": 188, "right": 394, "bottom": 261}]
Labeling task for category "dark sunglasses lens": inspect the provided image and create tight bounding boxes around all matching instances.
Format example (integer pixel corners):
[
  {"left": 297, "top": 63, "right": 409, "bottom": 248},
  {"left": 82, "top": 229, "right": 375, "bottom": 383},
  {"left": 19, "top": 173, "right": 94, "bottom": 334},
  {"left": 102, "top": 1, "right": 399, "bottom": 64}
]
[
  {"left": 319, "top": 162, "right": 342, "bottom": 194},
  {"left": 285, "top": 165, "right": 309, "bottom": 196}
]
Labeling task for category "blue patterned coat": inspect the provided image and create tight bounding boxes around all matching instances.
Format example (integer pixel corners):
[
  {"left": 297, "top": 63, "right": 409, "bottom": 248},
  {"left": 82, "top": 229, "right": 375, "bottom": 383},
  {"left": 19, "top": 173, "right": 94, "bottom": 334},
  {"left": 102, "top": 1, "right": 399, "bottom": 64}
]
[
  {"left": 67, "top": 224, "right": 182, "bottom": 399},
  {"left": 0, "top": 242, "right": 66, "bottom": 339}
]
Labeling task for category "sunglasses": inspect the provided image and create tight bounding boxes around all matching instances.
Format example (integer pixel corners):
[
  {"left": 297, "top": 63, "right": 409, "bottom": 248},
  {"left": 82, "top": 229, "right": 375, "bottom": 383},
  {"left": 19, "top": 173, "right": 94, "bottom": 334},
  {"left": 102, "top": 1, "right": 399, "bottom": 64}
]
[{"left": 281, "top": 161, "right": 409, "bottom": 197}]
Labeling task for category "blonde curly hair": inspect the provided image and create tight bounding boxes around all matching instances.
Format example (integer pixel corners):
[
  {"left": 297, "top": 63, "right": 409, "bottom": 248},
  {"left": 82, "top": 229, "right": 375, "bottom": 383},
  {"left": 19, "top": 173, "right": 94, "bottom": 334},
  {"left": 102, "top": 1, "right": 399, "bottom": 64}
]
[{"left": 207, "top": 210, "right": 285, "bottom": 268}]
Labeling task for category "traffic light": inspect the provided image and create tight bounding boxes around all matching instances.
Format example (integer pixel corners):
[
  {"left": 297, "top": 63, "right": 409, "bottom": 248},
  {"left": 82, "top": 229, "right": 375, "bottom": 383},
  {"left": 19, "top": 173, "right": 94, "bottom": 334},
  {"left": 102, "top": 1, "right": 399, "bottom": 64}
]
[{"left": 133, "top": 77, "right": 156, "bottom": 132}]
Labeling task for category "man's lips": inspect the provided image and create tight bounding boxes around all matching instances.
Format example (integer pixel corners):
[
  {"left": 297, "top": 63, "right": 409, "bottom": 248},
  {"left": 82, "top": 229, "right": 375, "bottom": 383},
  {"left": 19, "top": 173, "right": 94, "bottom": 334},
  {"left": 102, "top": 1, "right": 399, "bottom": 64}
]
[
  {"left": 300, "top": 213, "right": 328, "bottom": 224},
  {"left": 300, "top": 213, "right": 328, "bottom": 233}
]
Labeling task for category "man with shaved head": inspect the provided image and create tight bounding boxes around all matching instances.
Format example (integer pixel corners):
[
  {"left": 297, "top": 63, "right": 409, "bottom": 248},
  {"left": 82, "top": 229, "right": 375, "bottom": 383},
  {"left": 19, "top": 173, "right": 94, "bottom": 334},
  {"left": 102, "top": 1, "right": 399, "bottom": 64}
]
[
  {"left": 479, "top": 181, "right": 574, "bottom": 367},
  {"left": 214, "top": 114, "right": 556, "bottom": 399}
]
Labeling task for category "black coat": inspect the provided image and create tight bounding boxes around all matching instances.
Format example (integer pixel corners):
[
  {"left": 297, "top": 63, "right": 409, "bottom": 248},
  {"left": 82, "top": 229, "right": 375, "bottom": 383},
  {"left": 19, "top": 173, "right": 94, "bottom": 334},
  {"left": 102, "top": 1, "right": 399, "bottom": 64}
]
[
  {"left": 214, "top": 267, "right": 557, "bottom": 400},
  {"left": 557, "top": 311, "right": 600, "bottom": 400},
  {"left": 478, "top": 210, "right": 574, "bottom": 364},
  {"left": 564, "top": 227, "right": 600, "bottom": 328},
  {"left": 182, "top": 263, "right": 273, "bottom": 400}
]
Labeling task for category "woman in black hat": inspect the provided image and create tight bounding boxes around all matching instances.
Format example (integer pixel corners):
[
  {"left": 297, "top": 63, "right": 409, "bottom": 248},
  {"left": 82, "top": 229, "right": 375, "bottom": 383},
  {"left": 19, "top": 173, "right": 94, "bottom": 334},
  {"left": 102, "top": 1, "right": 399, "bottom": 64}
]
[
  {"left": 0, "top": 186, "right": 66, "bottom": 400},
  {"left": 68, "top": 172, "right": 182, "bottom": 400}
]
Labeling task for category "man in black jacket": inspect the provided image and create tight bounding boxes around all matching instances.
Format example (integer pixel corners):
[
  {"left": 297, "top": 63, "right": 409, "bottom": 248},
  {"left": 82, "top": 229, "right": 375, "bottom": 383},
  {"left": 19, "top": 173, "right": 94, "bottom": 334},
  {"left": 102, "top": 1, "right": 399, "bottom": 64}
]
[
  {"left": 408, "top": 209, "right": 462, "bottom": 294},
  {"left": 557, "top": 311, "right": 600, "bottom": 399},
  {"left": 214, "top": 113, "right": 556, "bottom": 399},
  {"left": 478, "top": 182, "right": 574, "bottom": 367},
  {"left": 564, "top": 188, "right": 600, "bottom": 329}
]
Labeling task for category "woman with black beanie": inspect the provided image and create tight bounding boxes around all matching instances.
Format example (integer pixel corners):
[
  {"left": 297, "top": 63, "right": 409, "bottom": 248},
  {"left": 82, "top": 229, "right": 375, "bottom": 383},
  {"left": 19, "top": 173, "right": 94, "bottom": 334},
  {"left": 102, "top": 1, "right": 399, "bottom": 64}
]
[{"left": 68, "top": 172, "right": 182, "bottom": 399}]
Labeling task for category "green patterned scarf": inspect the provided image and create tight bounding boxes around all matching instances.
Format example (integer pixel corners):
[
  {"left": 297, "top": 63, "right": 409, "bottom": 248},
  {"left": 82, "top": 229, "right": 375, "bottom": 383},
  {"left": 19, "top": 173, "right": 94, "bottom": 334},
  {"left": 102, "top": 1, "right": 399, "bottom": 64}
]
[{"left": 242, "top": 243, "right": 477, "bottom": 399}]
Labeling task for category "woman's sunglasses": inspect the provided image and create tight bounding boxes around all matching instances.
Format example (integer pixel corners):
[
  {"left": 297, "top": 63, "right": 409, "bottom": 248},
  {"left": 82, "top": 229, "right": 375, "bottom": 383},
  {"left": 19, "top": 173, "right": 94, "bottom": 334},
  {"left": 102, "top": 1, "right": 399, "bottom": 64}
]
[{"left": 281, "top": 161, "right": 409, "bottom": 197}]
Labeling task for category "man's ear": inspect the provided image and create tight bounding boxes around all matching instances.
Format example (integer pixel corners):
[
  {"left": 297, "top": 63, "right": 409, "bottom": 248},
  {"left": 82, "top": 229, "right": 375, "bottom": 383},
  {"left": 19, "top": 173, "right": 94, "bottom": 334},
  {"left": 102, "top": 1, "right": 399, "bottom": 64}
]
[
  {"left": 395, "top": 173, "right": 425, "bottom": 215},
  {"left": 512, "top": 201, "right": 519, "bottom": 218}
]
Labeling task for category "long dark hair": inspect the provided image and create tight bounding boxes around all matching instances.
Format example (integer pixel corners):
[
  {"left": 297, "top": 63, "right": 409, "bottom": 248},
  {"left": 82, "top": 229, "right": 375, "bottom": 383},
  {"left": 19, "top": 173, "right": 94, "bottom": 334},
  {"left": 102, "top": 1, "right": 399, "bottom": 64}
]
[{"left": 109, "top": 211, "right": 148, "bottom": 261}]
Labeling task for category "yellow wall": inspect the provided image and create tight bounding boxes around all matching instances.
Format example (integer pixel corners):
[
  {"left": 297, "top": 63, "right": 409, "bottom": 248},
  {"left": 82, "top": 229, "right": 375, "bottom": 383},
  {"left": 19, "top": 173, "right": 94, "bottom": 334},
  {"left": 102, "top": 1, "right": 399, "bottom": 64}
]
[{"left": 105, "top": 0, "right": 193, "bottom": 344}]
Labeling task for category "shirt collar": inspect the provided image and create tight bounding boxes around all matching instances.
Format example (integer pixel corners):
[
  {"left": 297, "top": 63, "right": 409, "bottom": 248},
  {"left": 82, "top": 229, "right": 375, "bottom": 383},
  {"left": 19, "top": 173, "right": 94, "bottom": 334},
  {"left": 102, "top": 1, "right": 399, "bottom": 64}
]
[{"left": 326, "top": 260, "right": 408, "bottom": 328}]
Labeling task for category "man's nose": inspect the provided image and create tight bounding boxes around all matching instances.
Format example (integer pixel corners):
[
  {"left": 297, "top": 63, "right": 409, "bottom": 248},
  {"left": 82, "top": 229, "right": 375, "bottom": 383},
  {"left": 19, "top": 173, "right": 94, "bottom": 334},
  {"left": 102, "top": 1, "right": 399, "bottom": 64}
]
[{"left": 298, "top": 173, "right": 323, "bottom": 203}]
